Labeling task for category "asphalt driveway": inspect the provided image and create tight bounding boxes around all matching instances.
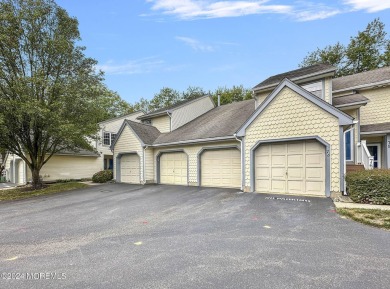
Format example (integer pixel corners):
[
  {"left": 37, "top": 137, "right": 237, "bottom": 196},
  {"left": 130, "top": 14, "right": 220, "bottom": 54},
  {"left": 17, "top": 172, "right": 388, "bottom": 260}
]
[{"left": 0, "top": 184, "right": 389, "bottom": 289}]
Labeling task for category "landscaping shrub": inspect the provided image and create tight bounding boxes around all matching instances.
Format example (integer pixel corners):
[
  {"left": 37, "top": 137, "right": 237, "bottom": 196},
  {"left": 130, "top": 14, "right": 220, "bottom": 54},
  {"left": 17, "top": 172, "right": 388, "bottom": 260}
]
[
  {"left": 92, "top": 170, "right": 113, "bottom": 183},
  {"left": 346, "top": 169, "right": 390, "bottom": 205}
]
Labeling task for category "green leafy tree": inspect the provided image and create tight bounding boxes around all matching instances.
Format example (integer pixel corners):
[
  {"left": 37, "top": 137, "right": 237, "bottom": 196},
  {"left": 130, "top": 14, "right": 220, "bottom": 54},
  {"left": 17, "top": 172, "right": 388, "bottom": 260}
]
[
  {"left": 133, "top": 97, "right": 151, "bottom": 113},
  {"left": 149, "top": 87, "right": 181, "bottom": 111},
  {"left": 300, "top": 18, "right": 390, "bottom": 76},
  {"left": 0, "top": 0, "right": 115, "bottom": 188},
  {"left": 212, "top": 85, "right": 252, "bottom": 105},
  {"left": 182, "top": 86, "right": 207, "bottom": 100},
  {"left": 94, "top": 84, "right": 135, "bottom": 121},
  {"left": 0, "top": 147, "right": 6, "bottom": 178}
]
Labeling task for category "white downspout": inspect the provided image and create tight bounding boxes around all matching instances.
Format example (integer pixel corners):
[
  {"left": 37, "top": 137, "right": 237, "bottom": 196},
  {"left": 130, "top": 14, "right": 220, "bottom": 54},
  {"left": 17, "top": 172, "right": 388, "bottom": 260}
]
[
  {"left": 167, "top": 111, "right": 172, "bottom": 132},
  {"left": 12, "top": 154, "right": 15, "bottom": 184},
  {"left": 234, "top": 133, "right": 244, "bottom": 191},
  {"left": 143, "top": 145, "right": 148, "bottom": 184}
]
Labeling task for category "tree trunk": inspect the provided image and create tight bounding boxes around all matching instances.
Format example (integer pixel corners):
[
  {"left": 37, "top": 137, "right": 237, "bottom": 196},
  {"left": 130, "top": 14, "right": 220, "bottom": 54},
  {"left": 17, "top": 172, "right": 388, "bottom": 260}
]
[{"left": 31, "top": 167, "right": 42, "bottom": 189}]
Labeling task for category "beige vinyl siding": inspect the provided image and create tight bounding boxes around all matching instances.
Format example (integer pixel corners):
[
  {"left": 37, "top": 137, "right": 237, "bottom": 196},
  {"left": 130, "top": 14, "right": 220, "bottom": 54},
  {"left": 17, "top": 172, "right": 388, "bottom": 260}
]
[
  {"left": 255, "top": 91, "right": 269, "bottom": 108},
  {"left": 144, "top": 148, "right": 154, "bottom": 183},
  {"left": 4, "top": 154, "right": 12, "bottom": 181},
  {"left": 113, "top": 125, "right": 143, "bottom": 181},
  {"left": 244, "top": 87, "right": 340, "bottom": 192},
  {"left": 34, "top": 155, "right": 101, "bottom": 181},
  {"left": 171, "top": 97, "right": 214, "bottom": 130},
  {"left": 359, "top": 87, "right": 390, "bottom": 125},
  {"left": 4, "top": 154, "right": 26, "bottom": 184},
  {"left": 343, "top": 108, "right": 359, "bottom": 161},
  {"left": 151, "top": 115, "right": 171, "bottom": 133},
  {"left": 324, "top": 77, "right": 332, "bottom": 104},
  {"left": 153, "top": 141, "right": 240, "bottom": 186}
]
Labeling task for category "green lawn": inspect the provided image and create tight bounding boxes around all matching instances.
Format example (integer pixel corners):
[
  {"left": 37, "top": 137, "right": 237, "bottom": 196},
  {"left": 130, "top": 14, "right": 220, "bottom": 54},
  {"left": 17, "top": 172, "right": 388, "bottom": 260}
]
[
  {"left": 337, "top": 208, "right": 390, "bottom": 230},
  {"left": 0, "top": 182, "right": 89, "bottom": 202}
]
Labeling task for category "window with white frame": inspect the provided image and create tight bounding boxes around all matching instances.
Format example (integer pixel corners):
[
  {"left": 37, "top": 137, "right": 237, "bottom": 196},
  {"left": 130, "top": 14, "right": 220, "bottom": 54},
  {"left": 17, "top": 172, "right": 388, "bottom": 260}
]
[
  {"left": 103, "top": 132, "right": 115, "bottom": 146},
  {"left": 344, "top": 129, "right": 353, "bottom": 161}
]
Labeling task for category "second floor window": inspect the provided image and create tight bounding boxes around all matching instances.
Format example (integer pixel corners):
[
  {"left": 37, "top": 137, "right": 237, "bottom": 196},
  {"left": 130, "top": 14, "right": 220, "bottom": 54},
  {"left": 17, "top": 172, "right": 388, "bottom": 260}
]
[{"left": 103, "top": 132, "right": 116, "bottom": 146}]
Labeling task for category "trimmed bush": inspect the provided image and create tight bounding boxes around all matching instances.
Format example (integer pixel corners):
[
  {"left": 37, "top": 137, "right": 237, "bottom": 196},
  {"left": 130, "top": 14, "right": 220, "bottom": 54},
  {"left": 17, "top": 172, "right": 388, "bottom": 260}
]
[
  {"left": 346, "top": 169, "right": 390, "bottom": 205},
  {"left": 92, "top": 170, "right": 113, "bottom": 183}
]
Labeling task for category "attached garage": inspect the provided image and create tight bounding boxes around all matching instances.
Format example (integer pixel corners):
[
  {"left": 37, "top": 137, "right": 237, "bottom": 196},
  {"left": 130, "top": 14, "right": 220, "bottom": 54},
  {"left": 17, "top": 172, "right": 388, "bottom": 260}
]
[
  {"left": 200, "top": 148, "right": 241, "bottom": 188},
  {"left": 255, "top": 140, "right": 325, "bottom": 196},
  {"left": 159, "top": 152, "right": 188, "bottom": 185},
  {"left": 120, "top": 154, "right": 140, "bottom": 184}
]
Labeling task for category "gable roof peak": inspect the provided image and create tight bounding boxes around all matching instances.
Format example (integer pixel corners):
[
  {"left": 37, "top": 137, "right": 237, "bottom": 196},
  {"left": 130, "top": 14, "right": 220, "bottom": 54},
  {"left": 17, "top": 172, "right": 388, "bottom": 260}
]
[{"left": 253, "top": 63, "right": 336, "bottom": 92}]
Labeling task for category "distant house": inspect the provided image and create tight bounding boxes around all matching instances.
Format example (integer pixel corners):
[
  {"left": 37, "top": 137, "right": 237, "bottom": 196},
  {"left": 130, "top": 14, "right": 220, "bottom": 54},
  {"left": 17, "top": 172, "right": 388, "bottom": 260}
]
[
  {"left": 111, "top": 64, "right": 390, "bottom": 197},
  {"left": 4, "top": 111, "right": 144, "bottom": 184}
]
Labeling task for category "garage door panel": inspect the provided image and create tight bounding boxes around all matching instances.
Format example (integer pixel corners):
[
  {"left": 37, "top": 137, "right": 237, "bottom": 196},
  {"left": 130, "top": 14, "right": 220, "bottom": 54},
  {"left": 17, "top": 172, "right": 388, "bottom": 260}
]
[
  {"left": 272, "top": 155, "right": 286, "bottom": 166},
  {"left": 288, "top": 155, "right": 303, "bottom": 166},
  {"left": 305, "top": 181, "right": 324, "bottom": 195},
  {"left": 288, "top": 167, "right": 304, "bottom": 179},
  {"left": 288, "top": 180, "right": 304, "bottom": 193},
  {"left": 201, "top": 149, "right": 241, "bottom": 189},
  {"left": 160, "top": 152, "right": 187, "bottom": 185},
  {"left": 256, "top": 155, "right": 269, "bottom": 164},
  {"left": 120, "top": 154, "right": 140, "bottom": 184},
  {"left": 257, "top": 167, "right": 269, "bottom": 178},
  {"left": 306, "top": 154, "right": 324, "bottom": 166},
  {"left": 271, "top": 180, "right": 286, "bottom": 192},
  {"left": 255, "top": 140, "right": 325, "bottom": 196},
  {"left": 287, "top": 142, "right": 304, "bottom": 154},
  {"left": 272, "top": 144, "right": 286, "bottom": 154},
  {"left": 306, "top": 141, "right": 323, "bottom": 152},
  {"left": 271, "top": 167, "right": 285, "bottom": 179},
  {"left": 306, "top": 167, "right": 323, "bottom": 179}
]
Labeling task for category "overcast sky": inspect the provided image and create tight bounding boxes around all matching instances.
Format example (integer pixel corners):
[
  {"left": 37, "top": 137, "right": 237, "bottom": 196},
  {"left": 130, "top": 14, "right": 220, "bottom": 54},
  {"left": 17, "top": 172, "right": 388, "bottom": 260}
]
[{"left": 56, "top": 0, "right": 390, "bottom": 104}]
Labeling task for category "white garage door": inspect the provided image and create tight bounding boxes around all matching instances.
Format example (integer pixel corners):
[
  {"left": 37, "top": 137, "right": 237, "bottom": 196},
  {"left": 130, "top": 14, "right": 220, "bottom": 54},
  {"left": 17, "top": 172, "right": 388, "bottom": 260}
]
[
  {"left": 255, "top": 140, "right": 325, "bottom": 196},
  {"left": 160, "top": 152, "right": 187, "bottom": 185},
  {"left": 201, "top": 149, "right": 241, "bottom": 188},
  {"left": 120, "top": 154, "right": 140, "bottom": 184}
]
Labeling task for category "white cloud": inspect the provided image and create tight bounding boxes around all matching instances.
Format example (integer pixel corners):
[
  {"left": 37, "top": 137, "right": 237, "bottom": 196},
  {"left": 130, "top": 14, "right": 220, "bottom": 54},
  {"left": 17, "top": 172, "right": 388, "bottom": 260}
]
[
  {"left": 96, "top": 57, "right": 165, "bottom": 75},
  {"left": 146, "top": 0, "right": 292, "bottom": 19},
  {"left": 343, "top": 0, "right": 390, "bottom": 12},
  {"left": 294, "top": 2, "right": 340, "bottom": 21},
  {"left": 176, "top": 36, "right": 215, "bottom": 52}
]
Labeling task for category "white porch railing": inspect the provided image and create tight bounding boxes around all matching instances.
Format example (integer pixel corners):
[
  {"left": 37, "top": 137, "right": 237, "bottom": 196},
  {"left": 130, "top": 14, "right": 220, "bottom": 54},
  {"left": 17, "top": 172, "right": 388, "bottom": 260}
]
[{"left": 357, "top": 140, "right": 374, "bottom": 170}]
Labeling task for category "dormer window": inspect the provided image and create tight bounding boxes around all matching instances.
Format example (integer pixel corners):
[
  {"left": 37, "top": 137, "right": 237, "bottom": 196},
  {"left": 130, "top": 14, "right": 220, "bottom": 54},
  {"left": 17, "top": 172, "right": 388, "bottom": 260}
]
[{"left": 302, "top": 80, "right": 323, "bottom": 99}]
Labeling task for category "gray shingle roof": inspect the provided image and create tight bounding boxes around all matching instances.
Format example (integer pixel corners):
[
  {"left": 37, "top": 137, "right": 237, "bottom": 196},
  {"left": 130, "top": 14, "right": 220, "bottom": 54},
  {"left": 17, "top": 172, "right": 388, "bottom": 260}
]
[
  {"left": 360, "top": 122, "right": 390, "bottom": 133},
  {"left": 332, "top": 93, "right": 369, "bottom": 108},
  {"left": 253, "top": 64, "right": 336, "bottom": 91},
  {"left": 126, "top": 120, "right": 161, "bottom": 145},
  {"left": 153, "top": 99, "right": 255, "bottom": 144},
  {"left": 332, "top": 66, "right": 390, "bottom": 91}
]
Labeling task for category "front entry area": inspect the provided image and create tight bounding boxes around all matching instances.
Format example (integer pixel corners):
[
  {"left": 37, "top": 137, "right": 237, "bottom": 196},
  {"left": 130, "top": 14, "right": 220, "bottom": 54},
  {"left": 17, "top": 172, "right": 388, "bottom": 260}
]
[
  {"left": 255, "top": 140, "right": 325, "bottom": 196},
  {"left": 159, "top": 152, "right": 188, "bottom": 185}
]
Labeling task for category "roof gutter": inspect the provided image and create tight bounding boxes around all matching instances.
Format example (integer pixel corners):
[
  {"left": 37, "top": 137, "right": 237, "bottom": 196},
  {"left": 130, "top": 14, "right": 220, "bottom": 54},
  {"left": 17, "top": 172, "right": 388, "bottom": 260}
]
[
  {"left": 334, "top": 101, "right": 369, "bottom": 109},
  {"left": 151, "top": 136, "right": 237, "bottom": 147},
  {"left": 361, "top": 130, "right": 390, "bottom": 135},
  {"left": 333, "top": 79, "right": 390, "bottom": 94}
]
